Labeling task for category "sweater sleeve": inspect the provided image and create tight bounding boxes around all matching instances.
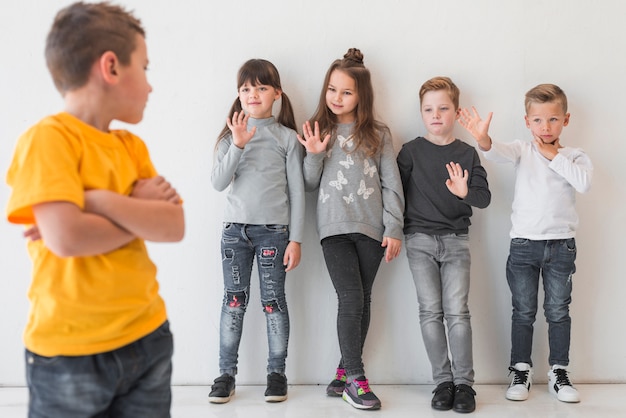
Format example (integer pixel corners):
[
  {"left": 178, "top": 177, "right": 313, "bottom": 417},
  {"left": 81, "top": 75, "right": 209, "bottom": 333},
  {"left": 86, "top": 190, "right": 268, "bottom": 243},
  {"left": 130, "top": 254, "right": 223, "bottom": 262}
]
[
  {"left": 379, "top": 133, "right": 405, "bottom": 240},
  {"left": 302, "top": 151, "right": 325, "bottom": 192},
  {"left": 211, "top": 137, "right": 243, "bottom": 191},
  {"left": 462, "top": 149, "right": 491, "bottom": 209},
  {"left": 482, "top": 140, "right": 523, "bottom": 165},
  {"left": 286, "top": 136, "right": 306, "bottom": 243},
  {"left": 549, "top": 148, "right": 593, "bottom": 194}
]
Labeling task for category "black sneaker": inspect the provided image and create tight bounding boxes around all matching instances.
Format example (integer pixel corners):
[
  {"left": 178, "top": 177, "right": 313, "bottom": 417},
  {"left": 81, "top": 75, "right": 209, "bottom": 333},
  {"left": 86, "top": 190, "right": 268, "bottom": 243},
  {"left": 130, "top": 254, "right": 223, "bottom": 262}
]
[
  {"left": 453, "top": 384, "right": 476, "bottom": 413},
  {"left": 431, "top": 381, "right": 455, "bottom": 410},
  {"left": 265, "top": 372, "right": 288, "bottom": 402},
  {"left": 208, "top": 373, "right": 235, "bottom": 404}
]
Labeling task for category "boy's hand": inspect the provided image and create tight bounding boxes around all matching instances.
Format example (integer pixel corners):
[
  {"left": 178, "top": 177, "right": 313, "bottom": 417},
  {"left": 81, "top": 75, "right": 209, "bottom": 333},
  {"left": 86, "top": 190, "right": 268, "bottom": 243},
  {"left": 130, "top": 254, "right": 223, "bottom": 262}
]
[
  {"left": 227, "top": 111, "right": 256, "bottom": 149},
  {"left": 297, "top": 120, "right": 330, "bottom": 154},
  {"left": 458, "top": 107, "right": 493, "bottom": 150},
  {"left": 283, "top": 241, "right": 301, "bottom": 272},
  {"left": 533, "top": 136, "right": 561, "bottom": 161},
  {"left": 445, "top": 162, "right": 469, "bottom": 199},
  {"left": 132, "top": 176, "right": 181, "bottom": 203},
  {"left": 23, "top": 225, "right": 42, "bottom": 241},
  {"left": 382, "top": 236, "right": 402, "bottom": 263}
]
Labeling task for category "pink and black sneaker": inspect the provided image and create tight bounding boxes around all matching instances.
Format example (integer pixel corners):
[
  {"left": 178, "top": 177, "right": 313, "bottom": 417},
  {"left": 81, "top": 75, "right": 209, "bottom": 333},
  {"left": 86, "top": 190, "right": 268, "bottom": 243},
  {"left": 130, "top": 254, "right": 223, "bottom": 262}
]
[{"left": 326, "top": 368, "right": 347, "bottom": 396}]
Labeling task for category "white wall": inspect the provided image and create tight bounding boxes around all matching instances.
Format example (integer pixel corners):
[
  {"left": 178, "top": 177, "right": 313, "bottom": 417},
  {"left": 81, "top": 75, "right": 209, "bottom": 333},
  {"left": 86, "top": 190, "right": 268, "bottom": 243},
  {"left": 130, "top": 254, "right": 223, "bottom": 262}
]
[{"left": 1, "top": 0, "right": 625, "bottom": 386}]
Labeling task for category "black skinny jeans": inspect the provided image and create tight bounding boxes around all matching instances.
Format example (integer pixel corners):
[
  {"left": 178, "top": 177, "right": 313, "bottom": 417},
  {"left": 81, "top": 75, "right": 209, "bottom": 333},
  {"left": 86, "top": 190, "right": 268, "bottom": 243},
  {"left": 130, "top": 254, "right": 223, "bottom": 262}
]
[{"left": 321, "top": 233, "right": 385, "bottom": 379}]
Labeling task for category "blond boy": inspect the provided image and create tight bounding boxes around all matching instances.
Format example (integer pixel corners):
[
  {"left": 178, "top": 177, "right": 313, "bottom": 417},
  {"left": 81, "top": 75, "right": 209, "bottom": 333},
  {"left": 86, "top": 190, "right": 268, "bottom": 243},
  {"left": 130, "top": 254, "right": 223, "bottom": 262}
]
[{"left": 459, "top": 84, "right": 592, "bottom": 403}]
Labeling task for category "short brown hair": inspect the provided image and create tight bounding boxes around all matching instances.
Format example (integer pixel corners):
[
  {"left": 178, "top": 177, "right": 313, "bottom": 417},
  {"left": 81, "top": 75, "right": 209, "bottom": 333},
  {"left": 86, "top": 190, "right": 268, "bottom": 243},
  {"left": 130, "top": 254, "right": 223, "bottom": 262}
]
[
  {"left": 45, "top": 1, "right": 145, "bottom": 93},
  {"left": 419, "top": 76, "right": 460, "bottom": 110},
  {"left": 525, "top": 84, "right": 568, "bottom": 114}
]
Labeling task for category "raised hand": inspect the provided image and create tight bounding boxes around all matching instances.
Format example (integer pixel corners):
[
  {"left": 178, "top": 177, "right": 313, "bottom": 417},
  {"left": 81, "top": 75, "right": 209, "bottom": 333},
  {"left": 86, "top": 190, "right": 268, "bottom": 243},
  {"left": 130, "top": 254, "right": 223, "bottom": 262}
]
[
  {"left": 445, "top": 162, "right": 469, "bottom": 199},
  {"left": 227, "top": 111, "right": 256, "bottom": 149},
  {"left": 458, "top": 107, "right": 493, "bottom": 149},
  {"left": 297, "top": 120, "right": 330, "bottom": 154}
]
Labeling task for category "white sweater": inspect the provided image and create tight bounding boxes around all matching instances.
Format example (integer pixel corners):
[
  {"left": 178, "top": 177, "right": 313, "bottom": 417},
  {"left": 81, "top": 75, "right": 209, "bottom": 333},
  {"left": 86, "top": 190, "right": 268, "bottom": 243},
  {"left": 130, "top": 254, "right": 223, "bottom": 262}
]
[{"left": 483, "top": 140, "right": 592, "bottom": 240}]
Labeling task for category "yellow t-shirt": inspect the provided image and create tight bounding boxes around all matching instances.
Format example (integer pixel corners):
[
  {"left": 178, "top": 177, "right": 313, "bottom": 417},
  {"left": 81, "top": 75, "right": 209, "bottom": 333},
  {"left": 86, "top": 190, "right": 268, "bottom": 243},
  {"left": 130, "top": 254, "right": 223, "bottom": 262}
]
[{"left": 5, "top": 112, "right": 167, "bottom": 357}]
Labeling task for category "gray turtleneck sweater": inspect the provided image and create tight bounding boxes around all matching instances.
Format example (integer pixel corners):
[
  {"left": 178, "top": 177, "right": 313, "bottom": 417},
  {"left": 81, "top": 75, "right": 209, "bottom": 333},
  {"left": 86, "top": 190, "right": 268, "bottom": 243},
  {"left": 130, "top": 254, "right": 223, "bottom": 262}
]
[{"left": 212, "top": 116, "right": 305, "bottom": 243}]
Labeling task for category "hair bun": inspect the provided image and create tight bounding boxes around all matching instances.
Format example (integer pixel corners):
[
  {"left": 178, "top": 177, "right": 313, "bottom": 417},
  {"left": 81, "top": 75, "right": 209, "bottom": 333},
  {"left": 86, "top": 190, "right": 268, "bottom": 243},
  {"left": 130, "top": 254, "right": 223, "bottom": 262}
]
[{"left": 343, "top": 48, "right": 364, "bottom": 65}]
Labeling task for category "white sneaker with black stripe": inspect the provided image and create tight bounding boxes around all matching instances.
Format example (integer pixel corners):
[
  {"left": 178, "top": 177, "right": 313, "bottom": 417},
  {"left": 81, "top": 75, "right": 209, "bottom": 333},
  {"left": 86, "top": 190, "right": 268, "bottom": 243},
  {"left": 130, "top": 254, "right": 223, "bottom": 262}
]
[{"left": 548, "top": 365, "right": 580, "bottom": 403}]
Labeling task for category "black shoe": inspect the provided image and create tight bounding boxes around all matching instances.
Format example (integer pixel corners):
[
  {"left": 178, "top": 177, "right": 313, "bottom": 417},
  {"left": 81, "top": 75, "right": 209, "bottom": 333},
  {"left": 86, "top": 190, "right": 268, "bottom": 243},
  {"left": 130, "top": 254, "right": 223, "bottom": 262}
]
[
  {"left": 208, "top": 373, "right": 235, "bottom": 404},
  {"left": 265, "top": 372, "right": 288, "bottom": 402},
  {"left": 453, "top": 384, "right": 476, "bottom": 413},
  {"left": 431, "top": 381, "right": 455, "bottom": 410}
]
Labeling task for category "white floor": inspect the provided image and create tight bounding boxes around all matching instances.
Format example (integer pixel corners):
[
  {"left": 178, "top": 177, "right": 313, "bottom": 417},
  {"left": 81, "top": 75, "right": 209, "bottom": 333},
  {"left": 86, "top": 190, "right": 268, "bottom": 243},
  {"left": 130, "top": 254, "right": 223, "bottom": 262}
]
[{"left": 0, "top": 384, "right": 624, "bottom": 417}]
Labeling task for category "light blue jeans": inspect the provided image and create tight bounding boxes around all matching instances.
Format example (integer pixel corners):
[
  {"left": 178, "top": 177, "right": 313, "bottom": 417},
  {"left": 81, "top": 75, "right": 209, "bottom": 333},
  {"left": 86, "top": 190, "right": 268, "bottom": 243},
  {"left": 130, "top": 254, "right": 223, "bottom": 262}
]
[
  {"left": 506, "top": 238, "right": 576, "bottom": 367},
  {"left": 218, "top": 223, "right": 290, "bottom": 376},
  {"left": 406, "top": 232, "right": 474, "bottom": 386},
  {"left": 26, "top": 321, "right": 173, "bottom": 418}
]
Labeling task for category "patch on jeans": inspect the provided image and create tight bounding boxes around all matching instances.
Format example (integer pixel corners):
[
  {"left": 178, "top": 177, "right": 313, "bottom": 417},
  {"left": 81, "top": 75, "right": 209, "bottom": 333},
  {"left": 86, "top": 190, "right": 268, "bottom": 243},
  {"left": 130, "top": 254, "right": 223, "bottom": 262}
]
[
  {"left": 263, "top": 300, "right": 280, "bottom": 313},
  {"left": 260, "top": 247, "right": 277, "bottom": 259},
  {"left": 226, "top": 291, "right": 247, "bottom": 308}
]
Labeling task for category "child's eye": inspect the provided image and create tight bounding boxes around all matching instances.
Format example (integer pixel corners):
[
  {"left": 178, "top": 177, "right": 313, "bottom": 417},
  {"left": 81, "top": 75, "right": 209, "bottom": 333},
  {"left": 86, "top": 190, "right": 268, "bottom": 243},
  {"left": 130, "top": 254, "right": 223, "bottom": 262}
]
[
  {"left": 344, "top": 91, "right": 352, "bottom": 96},
  {"left": 328, "top": 87, "right": 336, "bottom": 92}
]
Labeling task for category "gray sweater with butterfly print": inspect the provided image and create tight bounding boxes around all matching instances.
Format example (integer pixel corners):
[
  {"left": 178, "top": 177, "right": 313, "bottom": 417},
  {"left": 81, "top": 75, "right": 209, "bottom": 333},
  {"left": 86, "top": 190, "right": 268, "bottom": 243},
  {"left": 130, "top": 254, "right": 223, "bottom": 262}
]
[{"left": 303, "top": 122, "right": 404, "bottom": 242}]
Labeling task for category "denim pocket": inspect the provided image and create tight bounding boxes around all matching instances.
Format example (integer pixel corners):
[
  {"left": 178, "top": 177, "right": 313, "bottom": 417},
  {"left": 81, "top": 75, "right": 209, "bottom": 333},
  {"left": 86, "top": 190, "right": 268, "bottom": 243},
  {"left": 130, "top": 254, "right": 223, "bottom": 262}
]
[
  {"left": 511, "top": 237, "right": 529, "bottom": 246},
  {"left": 564, "top": 238, "right": 577, "bottom": 253},
  {"left": 25, "top": 349, "right": 60, "bottom": 366},
  {"left": 264, "top": 224, "right": 288, "bottom": 233}
]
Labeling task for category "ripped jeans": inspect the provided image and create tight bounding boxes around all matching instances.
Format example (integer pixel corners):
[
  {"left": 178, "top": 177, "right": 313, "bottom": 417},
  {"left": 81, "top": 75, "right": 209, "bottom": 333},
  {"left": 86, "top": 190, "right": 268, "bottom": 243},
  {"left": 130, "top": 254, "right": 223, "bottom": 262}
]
[
  {"left": 218, "top": 223, "right": 290, "bottom": 376},
  {"left": 506, "top": 238, "right": 577, "bottom": 367}
]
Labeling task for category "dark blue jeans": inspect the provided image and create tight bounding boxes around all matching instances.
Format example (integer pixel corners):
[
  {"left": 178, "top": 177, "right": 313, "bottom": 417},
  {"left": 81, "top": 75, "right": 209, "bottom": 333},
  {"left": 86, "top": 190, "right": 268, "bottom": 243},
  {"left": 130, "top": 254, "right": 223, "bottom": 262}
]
[
  {"left": 219, "top": 223, "right": 290, "bottom": 376},
  {"left": 321, "top": 233, "right": 385, "bottom": 380},
  {"left": 506, "top": 238, "right": 576, "bottom": 367},
  {"left": 26, "top": 321, "right": 173, "bottom": 418}
]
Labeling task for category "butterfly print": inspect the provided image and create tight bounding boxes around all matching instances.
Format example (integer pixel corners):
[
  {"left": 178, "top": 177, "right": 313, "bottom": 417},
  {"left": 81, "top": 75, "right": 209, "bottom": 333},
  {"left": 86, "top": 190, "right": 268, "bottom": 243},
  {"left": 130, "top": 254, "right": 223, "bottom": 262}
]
[
  {"left": 343, "top": 193, "right": 355, "bottom": 204},
  {"left": 363, "top": 159, "right": 377, "bottom": 178},
  {"left": 319, "top": 188, "right": 330, "bottom": 203},
  {"left": 339, "top": 154, "right": 354, "bottom": 169},
  {"left": 329, "top": 170, "right": 348, "bottom": 190},
  {"left": 357, "top": 180, "right": 374, "bottom": 199}
]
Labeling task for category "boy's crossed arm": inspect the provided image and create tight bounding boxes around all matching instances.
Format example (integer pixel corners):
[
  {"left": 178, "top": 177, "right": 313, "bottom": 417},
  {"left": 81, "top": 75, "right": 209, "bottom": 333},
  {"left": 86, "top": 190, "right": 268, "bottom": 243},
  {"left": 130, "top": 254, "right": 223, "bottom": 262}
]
[{"left": 32, "top": 176, "right": 184, "bottom": 258}]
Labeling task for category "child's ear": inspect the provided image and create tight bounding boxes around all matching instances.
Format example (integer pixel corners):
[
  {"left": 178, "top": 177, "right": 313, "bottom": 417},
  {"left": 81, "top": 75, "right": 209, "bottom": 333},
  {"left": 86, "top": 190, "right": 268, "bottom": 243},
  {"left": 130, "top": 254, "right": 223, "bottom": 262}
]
[
  {"left": 98, "top": 51, "right": 120, "bottom": 84},
  {"left": 524, "top": 115, "right": 531, "bottom": 128},
  {"left": 563, "top": 113, "right": 570, "bottom": 126},
  {"left": 274, "top": 88, "right": 282, "bottom": 101}
]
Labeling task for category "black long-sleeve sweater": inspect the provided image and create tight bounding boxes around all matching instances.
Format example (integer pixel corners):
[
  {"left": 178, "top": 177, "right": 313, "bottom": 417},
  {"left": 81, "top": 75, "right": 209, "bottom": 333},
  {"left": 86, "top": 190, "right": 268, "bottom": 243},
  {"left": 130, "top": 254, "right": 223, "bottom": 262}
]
[{"left": 397, "top": 137, "right": 491, "bottom": 235}]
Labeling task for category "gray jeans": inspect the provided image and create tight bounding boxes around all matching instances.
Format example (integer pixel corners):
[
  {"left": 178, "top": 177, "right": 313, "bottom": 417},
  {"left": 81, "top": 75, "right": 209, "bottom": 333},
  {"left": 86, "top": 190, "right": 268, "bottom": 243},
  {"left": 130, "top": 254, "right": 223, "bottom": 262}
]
[{"left": 406, "top": 232, "right": 474, "bottom": 386}]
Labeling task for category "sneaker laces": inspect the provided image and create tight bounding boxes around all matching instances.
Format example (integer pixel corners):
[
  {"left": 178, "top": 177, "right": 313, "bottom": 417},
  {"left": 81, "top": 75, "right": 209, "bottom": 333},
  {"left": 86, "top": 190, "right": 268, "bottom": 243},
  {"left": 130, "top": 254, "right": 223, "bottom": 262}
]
[
  {"left": 353, "top": 378, "right": 372, "bottom": 395},
  {"left": 508, "top": 366, "right": 530, "bottom": 385},
  {"left": 334, "top": 368, "right": 347, "bottom": 382},
  {"left": 553, "top": 368, "right": 573, "bottom": 387}
]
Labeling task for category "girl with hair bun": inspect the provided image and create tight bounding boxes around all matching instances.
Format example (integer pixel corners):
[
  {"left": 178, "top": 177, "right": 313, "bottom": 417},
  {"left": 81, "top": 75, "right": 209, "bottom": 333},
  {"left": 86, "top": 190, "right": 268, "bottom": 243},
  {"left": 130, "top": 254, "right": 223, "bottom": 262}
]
[{"left": 297, "top": 48, "right": 404, "bottom": 411}]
